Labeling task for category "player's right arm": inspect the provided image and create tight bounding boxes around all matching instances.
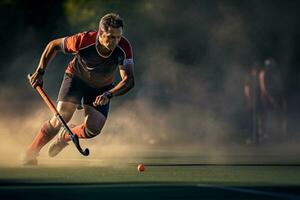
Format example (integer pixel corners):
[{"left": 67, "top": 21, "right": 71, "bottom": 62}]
[{"left": 29, "top": 38, "right": 64, "bottom": 88}]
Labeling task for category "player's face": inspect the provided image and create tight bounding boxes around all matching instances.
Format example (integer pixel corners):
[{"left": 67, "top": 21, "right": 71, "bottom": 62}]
[{"left": 100, "top": 27, "right": 123, "bottom": 51}]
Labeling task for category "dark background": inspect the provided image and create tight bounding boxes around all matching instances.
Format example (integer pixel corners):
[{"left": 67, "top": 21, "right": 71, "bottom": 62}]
[{"left": 0, "top": 0, "right": 299, "bottom": 145}]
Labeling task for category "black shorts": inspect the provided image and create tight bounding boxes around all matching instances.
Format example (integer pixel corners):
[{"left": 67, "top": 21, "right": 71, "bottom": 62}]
[{"left": 57, "top": 73, "right": 113, "bottom": 118}]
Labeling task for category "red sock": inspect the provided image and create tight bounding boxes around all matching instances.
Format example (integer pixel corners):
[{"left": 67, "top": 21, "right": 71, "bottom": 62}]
[
  {"left": 28, "top": 121, "right": 60, "bottom": 152},
  {"left": 62, "top": 124, "right": 88, "bottom": 142}
]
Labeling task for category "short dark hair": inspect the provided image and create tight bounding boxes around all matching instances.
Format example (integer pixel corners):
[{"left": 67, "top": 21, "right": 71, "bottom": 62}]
[{"left": 99, "top": 13, "right": 124, "bottom": 31}]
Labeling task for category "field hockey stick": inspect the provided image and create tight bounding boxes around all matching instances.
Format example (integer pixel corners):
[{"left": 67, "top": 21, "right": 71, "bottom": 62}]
[{"left": 27, "top": 74, "right": 89, "bottom": 156}]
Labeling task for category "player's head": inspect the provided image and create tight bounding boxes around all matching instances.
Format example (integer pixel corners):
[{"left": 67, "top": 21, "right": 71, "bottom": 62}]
[
  {"left": 98, "top": 13, "right": 124, "bottom": 51},
  {"left": 99, "top": 13, "right": 124, "bottom": 32}
]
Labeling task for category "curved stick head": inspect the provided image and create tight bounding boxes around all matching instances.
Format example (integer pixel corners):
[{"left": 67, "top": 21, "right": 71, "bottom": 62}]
[
  {"left": 81, "top": 148, "right": 90, "bottom": 156},
  {"left": 71, "top": 134, "right": 90, "bottom": 156}
]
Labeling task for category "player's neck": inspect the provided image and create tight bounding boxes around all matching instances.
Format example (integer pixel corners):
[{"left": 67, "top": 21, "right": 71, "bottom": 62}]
[{"left": 96, "top": 41, "right": 113, "bottom": 58}]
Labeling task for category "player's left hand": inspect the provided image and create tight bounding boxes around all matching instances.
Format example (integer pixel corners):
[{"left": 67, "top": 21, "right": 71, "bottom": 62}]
[{"left": 93, "top": 91, "right": 113, "bottom": 106}]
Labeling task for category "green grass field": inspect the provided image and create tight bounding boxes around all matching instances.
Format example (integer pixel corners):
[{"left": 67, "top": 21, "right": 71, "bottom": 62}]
[{"left": 1, "top": 151, "right": 300, "bottom": 200}]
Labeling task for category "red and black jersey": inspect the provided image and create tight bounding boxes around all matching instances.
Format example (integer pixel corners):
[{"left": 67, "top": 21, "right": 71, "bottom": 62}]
[{"left": 61, "top": 31, "right": 133, "bottom": 88}]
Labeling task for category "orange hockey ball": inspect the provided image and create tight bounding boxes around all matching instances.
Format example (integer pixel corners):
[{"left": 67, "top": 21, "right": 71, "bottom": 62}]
[{"left": 137, "top": 164, "right": 145, "bottom": 172}]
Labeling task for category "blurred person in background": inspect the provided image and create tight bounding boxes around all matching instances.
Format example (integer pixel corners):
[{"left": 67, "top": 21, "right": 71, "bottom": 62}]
[
  {"left": 244, "top": 58, "right": 286, "bottom": 144},
  {"left": 263, "top": 58, "right": 287, "bottom": 141}
]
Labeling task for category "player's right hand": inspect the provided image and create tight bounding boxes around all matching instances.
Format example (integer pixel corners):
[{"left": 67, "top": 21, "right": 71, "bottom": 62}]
[{"left": 28, "top": 71, "right": 44, "bottom": 88}]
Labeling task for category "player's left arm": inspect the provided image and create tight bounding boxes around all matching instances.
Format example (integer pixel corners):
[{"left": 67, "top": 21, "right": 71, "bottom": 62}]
[
  {"left": 109, "top": 64, "right": 135, "bottom": 97},
  {"left": 94, "top": 64, "right": 134, "bottom": 106}
]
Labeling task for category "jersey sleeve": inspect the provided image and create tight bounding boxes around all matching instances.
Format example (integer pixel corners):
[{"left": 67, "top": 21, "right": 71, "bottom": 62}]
[
  {"left": 118, "top": 37, "right": 134, "bottom": 68},
  {"left": 62, "top": 32, "right": 86, "bottom": 54}
]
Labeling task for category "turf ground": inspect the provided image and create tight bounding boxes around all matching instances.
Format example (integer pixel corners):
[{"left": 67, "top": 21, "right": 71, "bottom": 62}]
[{"left": 1, "top": 150, "right": 300, "bottom": 200}]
